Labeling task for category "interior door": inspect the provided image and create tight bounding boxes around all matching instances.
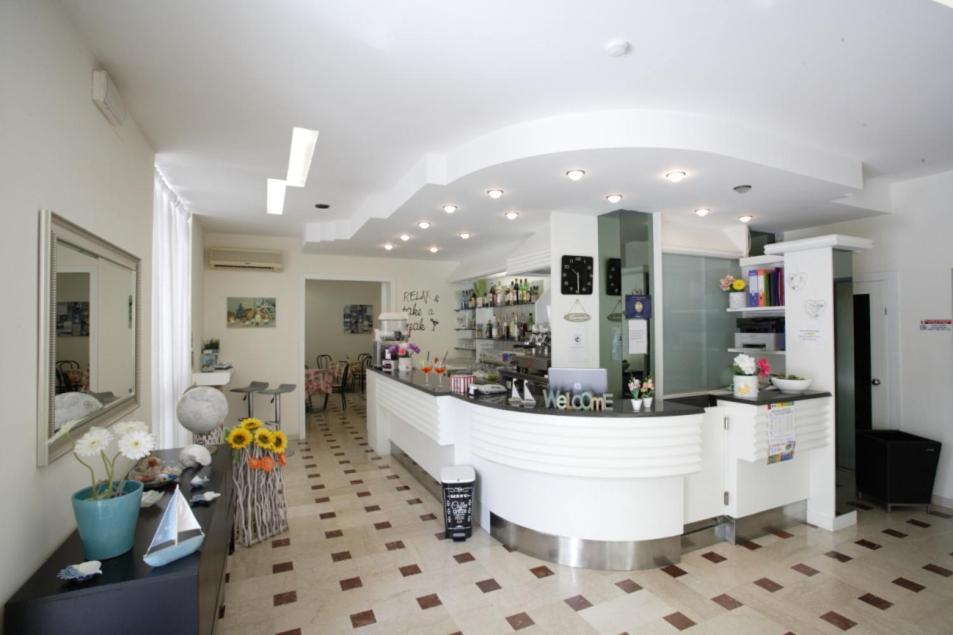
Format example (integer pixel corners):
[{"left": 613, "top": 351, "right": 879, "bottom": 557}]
[{"left": 854, "top": 280, "right": 889, "bottom": 428}]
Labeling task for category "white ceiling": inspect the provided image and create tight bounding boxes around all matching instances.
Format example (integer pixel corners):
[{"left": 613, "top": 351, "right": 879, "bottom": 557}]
[{"left": 60, "top": 0, "right": 953, "bottom": 254}]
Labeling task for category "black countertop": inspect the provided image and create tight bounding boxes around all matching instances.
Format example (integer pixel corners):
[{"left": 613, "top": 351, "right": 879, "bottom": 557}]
[
  {"left": 370, "top": 367, "right": 704, "bottom": 417},
  {"left": 712, "top": 388, "right": 831, "bottom": 406}
]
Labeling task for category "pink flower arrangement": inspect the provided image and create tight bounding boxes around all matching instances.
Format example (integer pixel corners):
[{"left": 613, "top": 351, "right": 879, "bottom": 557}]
[
  {"left": 756, "top": 357, "right": 772, "bottom": 377},
  {"left": 387, "top": 342, "right": 421, "bottom": 358}
]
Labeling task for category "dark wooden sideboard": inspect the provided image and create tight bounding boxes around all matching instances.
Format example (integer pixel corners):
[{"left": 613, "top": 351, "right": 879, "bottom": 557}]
[{"left": 5, "top": 447, "right": 234, "bottom": 635}]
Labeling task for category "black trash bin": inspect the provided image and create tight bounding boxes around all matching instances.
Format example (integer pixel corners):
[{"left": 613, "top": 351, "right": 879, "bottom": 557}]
[
  {"left": 441, "top": 466, "right": 476, "bottom": 541},
  {"left": 856, "top": 430, "right": 941, "bottom": 511}
]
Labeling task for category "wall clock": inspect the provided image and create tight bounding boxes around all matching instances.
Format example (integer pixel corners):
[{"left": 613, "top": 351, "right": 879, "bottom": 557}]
[
  {"left": 561, "top": 255, "right": 594, "bottom": 295},
  {"left": 606, "top": 258, "right": 621, "bottom": 296}
]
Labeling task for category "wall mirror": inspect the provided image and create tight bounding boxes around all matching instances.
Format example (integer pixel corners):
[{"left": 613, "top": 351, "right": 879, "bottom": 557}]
[{"left": 37, "top": 210, "right": 140, "bottom": 466}]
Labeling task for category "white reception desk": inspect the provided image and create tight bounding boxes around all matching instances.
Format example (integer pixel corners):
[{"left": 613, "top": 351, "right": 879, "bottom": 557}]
[{"left": 367, "top": 369, "right": 832, "bottom": 570}]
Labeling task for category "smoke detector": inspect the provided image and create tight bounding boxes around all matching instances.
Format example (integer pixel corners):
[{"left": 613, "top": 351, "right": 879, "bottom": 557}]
[{"left": 605, "top": 39, "right": 631, "bottom": 58}]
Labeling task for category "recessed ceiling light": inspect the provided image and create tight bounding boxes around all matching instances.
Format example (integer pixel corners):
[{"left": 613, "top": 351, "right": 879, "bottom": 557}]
[
  {"left": 605, "top": 193, "right": 623, "bottom": 204},
  {"left": 285, "top": 127, "right": 320, "bottom": 187},
  {"left": 459, "top": 232, "right": 471, "bottom": 240},
  {"left": 266, "top": 178, "right": 286, "bottom": 215},
  {"left": 605, "top": 39, "right": 631, "bottom": 57},
  {"left": 504, "top": 210, "right": 520, "bottom": 220},
  {"left": 417, "top": 220, "right": 431, "bottom": 229},
  {"left": 314, "top": 203, "right": 330, "bottom": 209},
  {"left": 486, "top": 188, "right": 504, "bottom": 199},
  {"left": 442, "top": 204, "right": 458, "bottom": 214},
  {"left": 738, "top": 215, "right": 754, "bottom": 223},
  {"left": 694, "top": 208, "right": 711, "bottom": 217},
  {"left": 399, "top": 233, "right": 411, "bottom": 241},
  {"left": 429, "top": 246, "right": 440, "bottom": 253},
  {"left": 566, "top": 169, "right": 587, "bottom": 181},
  {"left": 383, "top": 243, "right": 394, "bottom": 251},
  {"left": 733, "top": 184, "right": 752, "bottom": 194},
  {"left": 664, "top": 170, "right": 688, "bottom": 183}
]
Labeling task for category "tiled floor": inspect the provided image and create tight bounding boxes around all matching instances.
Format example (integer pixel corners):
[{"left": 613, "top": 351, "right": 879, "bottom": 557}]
[{"left": 217, "top": 396, "right": 953, "bottom": 634}]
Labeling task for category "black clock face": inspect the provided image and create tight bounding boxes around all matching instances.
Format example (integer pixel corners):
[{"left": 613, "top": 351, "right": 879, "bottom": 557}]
[
  {"left": 606, "top": 258, "right": 622, "bottom": 296},
  {"left": 561, "top": 255, "right": 594, "bottom": 295}
]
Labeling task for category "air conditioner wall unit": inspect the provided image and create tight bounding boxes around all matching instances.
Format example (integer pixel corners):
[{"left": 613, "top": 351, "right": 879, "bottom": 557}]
[
  {"left": 91, "top": 70, "right": 126, "bottom": 126},
  {"left": 207, "top": 248, "right": 284, "bottom": 272}
]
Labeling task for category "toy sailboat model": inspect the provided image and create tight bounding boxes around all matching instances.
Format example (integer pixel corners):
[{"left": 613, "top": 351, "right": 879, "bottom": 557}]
[{"left": 143, "top": 485, "right": 205, "bottom": 567}]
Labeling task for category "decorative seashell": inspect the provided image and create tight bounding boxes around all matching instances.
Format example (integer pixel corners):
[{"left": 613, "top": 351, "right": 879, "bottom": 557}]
[
  {"left": 140, "top": 490, "right": 164, "bottom": 508},
  {"left": 57, "top": 560, "right": 102, "bottom": 582},
  {"left": 178, "top": 444, "right": 212, "bottom": 468},
  {"left": 190, "top": 474, "right": 210, "bottom": 488}
]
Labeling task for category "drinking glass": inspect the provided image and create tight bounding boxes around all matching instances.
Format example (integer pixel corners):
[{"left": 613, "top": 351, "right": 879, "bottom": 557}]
[
  {"left": 434, "top": 358, "right": 447, "bottom": 386},
  {"left": 421, "top": 357, "right": 433, "bottom": 384}
]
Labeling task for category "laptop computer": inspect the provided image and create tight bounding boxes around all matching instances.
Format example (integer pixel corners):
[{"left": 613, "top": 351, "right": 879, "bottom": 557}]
[{"left": 547, "top": 368, "right": 608, "bottom": 394}]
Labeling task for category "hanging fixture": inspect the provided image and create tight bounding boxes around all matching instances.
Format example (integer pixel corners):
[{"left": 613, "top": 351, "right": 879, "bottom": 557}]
[{"left": 564, "top": 299, "right": 591, "bottom": 322}]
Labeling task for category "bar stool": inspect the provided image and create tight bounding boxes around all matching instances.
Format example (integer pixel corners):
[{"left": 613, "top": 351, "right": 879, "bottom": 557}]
[
  {"left": 259, "top": 383, "right": 296, "bottom": 431},
  {"left": 230, "top": 381, "right": 268, "bottom": 420}
]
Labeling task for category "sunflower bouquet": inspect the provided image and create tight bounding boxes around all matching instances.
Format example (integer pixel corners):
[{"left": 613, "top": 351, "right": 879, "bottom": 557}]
[{"left": 226, "top": 418, "right": 289, "bottom": 546}]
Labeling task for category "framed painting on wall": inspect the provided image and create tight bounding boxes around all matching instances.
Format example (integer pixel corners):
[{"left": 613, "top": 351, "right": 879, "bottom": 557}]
[
  {"left": 227, "top": 297, "right": 276, "bottom": 328},
  {"left": 343, "top": 304, "right": 373, "bottom": 334}
]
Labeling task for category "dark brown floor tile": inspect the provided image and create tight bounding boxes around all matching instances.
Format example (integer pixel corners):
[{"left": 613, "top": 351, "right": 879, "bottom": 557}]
[
  {"left": 273, "top": 591, "right": 297, "bottom": 606},
  {"left": 344, "top": 469, "right": 356, "bottom": 474},
  {"left": 350, "top": 479, "right": 363, "bottom": 485},
  {"left": 792, "top": 563, "right": 820, "bottom": 577},
  {"left": 308, "top": 474, "right": 320, "bottom": 479},
  {"left": 661, "top": 564, "right": 687, "bottom": 578},
  {"left": 374, "top": 521, "right": 392, "bottom": 530},
  {"left": 855, "top": 539, "right": 881, "bottom": 550},
  {"left": 923, "top": 563, "right": 953, "bottom": 577},
  {"left": 378, "top": 465, "right": 389, "bottom": 470},
  {"left": 356, "top": 491, "right": 371, "bottom": 498},
  {"left": 701, "top": 551, "right": 726, "bottom": 563},
  {"left": 387, "top": 474, "right": 400, "bottom": 480},
  {"left": 315, "top": 496, "right": 330, "bottom": 504},
  {"left": 505, "top": 612, "right": 534, "bottom": 630},
  {"left": 663, "top": 611, "right": 696, "bottom": 631},
  {"left": 420, "top": 513, "right": 437, "bottom": 521},
  {"left": 476, "top": 578, "right": 501, "bottom": 593},
  {"left": 396, "top": 485, "right": 411, "bottom": 491},
  {"left": 319, "top": 512, "right": 336, "bottom": 520},
  {"left": 712, "top": 593, "right": 743, "bottom": 610},
  {"left": 859, "top": 593, "right": 892, "bottom": 610},
  {"left": 225, "top": 573, "right": 230, "bottom": 583},
  {"left": 272, "top": 538, "right": 291, "bottom": 548},
  {"left": 339, "top": 460, "right": 351, "bottom": 464},
  {"left": 304, "top": 464, "right": 317, "bottom": 468},
  {"left": 276, "top": 629, "right": 301, "bottom": 635},
  {"left": 331, "top": 551, "right": 352, "bottom": 562},
  {"left": 754, "top": 577, "right": 783, "bottom": 592},
  {"left": 825, "top": 550, "right": 852, "bottom": 563},
  {"left": 768, "top": 528, "right": 794, "bottom": 539},
  {"left": 847, "top": 500, "right": 873, "bottom": 511},
  {"left": 739, "top": 539, "right": 762, "bottom": 550},
  {"left": 334, "top": 452, "right": 345, "bottom": 456},
  {"left": 325, "top": 529, "right": 344, "bottom": 539},
  {"left": 564, "top": 594, "right": 593, "bottom": 611},
  {"left": 311, "top": 484, "right": 325, "bottom": 490},
  {"left": 454, "top": 552, "right": 476, "bottom": 563},
  {"left": 892, "top": 577, "right": 925, "bottom": 592},
  {"left": 416, "top": 593, "right": 442, "bottom": 609},
  {"left": 928, "top": 509, "right": 953, "bottom": 519},
  {"left": 530, "top": 565, "right": 554, "bottom": 578},
  {"left": 400, "top": 564, "right": 422, "bottom": 577},
  {"left": 218, "top": 605, "right": 225, "bottom": 619},
  {"left": 616, "top": 578, "right": 642, "bottom": 593},
  {"left": 385, "top": 540, "right": 405, "bottom": 551},
  {"left": 349, "top": 609, "right": 376, "bottom": 628},
  {"left": 340, "top": 576, "right": 363, "bottom": 591},
  {"left": 882, "top": 528, "right": 908, "bottom": 538},
  {"left": 364, "top": 505, "right": 381, "bottom": 512},
  {"left": 820, "top": 610, "right": 856, "bottom": 630},
  {"left": 407, "top": 498, "right": 422, "bottom": 505},
  {"left": 272, "top": 561, "right": 294, "bottom": 574},
  {"left": 907, "top": 519, "right": 931, "bottom": 528}
]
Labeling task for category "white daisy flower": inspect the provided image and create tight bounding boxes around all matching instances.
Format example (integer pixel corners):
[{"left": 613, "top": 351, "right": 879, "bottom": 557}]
[
  {"left": 117, "top": 430, "right": 156, "bottom": 461},
  {"left": 74, "top": 427, "right": 113, "bottom": 458},
  {"left": 112, "top": 421, "right": 149, "bottom": 437}
]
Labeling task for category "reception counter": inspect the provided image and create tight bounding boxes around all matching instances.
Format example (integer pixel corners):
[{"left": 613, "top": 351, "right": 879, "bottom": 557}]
[{"left": 367, "top": 368, "right": 832, "bottom": 570}]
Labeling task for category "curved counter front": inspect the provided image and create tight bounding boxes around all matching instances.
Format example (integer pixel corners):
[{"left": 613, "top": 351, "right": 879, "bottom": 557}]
[{"left": 367, "top": 369, "right": 706, "bottom": 569}]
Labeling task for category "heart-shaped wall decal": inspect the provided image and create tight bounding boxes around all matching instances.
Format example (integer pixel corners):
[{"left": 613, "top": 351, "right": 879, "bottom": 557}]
[
  {"left": 787, "top": 272, "right": 807, "bottom": 292},
  {"left": 804, "top": 299, "right": 827, "bottom": 319}
]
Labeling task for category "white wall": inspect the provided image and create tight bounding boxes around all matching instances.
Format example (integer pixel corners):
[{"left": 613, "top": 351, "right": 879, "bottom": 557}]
[
  {"left": 550, "top": 213, "right": 600, "bottom": 368},
  {"left": 191, "top": 218, "right": 205, "bottom": 370},
  {"left": 784, "top": 169, "right": 953, "bottom": 502},
  {"left": 305, "top": 279, "right": 380, "bottom": 364},
  {"left": 202, "top": 233, "right": 459, "bottom": 438},
  {"left": 0, "top": 0, "right": 154, "bottom": 608}
]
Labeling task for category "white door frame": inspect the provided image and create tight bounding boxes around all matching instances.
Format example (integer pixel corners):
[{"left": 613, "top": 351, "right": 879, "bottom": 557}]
[
  {"left": 854, "top": 271, "right": 901, "bottom": 428},
  {"left": 298, "top": 273, "right": 395, "bottom": 440}
]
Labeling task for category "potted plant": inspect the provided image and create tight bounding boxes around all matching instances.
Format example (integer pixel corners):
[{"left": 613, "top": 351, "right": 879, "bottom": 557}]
[
  {"left": 201, "top": 338, "right": 220, "bottom": 370},
  {"left": 66, "top": 421, "right": 156, "bottom": 559},
  {"left": 387, "top": 342, "right": 420, "bottom": 373},
  {"left": 640, "top": 377, "right": 655, "bottom": 409},
  {"left": 720, "top": 275, "right": 747, "bottom": 309},
  {"left": 226, "top": 418, "right": 289, "bottom": 546},
  {"left": 731, "top": 353, "right": 762, "bottom": 399},
  {"left": 627, "top": 378, "right": 642, "bottom": 410}
]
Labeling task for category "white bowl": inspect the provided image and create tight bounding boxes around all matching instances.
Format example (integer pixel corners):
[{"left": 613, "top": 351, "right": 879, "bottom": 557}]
[{"left": 771, "top": 377, "right": 812, "bottom": 394}]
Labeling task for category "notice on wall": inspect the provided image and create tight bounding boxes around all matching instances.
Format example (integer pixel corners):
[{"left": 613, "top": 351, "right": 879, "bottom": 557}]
[
  {"left": 767, "top": 402, "right": 796, "bottom": 464},
  {"left": 627, "top": 319, "right": 648, "bottom": 355},
  {"left": 920, "top": 319, "right": 952, "bottom": 332},
  {"left": 797, "top": 328, "right": 821, "bottom": 344},
  {"left": 401, "top": 289, "right": 441, "bottom": 333}
]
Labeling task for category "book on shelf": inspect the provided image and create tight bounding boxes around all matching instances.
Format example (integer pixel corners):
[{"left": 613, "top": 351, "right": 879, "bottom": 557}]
[{"left": 746, "top": 266, "right": 784, "bottom": 307}]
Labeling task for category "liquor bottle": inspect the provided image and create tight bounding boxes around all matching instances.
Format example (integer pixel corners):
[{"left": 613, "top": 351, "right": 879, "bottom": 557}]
[{"left": 492, "top": 318, "right": 500, "bottom": 340}]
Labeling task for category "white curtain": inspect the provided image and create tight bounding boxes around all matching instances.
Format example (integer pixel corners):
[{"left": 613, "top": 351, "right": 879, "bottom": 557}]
[{"left": 152, "top": 168, "right": 192, "bottom": 449}]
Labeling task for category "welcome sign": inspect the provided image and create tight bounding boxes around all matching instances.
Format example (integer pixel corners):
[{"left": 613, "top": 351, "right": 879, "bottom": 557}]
[{"left": 542, "top": 389, "right": 614, "bottom": 411}]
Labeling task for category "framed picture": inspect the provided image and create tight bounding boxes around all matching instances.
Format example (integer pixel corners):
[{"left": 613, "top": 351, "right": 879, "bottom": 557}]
[
  {"left": 343, "top": 304, "right": 373, "bottom": 334},
  {"left": 56, "top": 301, "right": 89, "bottom": 336},
  {"left": 227, "top": 297, "right": 276, "bottom": 328}
]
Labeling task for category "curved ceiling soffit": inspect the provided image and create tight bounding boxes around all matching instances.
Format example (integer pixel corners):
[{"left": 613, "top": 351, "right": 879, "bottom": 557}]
[{"left": 303, "top": 109, "right": 866, "bottom": 244}]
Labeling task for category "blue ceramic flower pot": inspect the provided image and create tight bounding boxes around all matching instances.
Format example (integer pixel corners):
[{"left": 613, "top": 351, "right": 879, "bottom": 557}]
[{"left": 71, "top": 480, "right": 143, "bottom": 560}]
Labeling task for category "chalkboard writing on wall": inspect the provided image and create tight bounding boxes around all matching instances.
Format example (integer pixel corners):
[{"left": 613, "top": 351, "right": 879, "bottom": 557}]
[{"left": 401, "top": 289, "right": 441, "bottom": 333}]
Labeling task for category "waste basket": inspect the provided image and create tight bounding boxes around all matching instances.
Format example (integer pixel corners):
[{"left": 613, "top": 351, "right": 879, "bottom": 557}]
[{"left": 441, "top": 466, "right": 475, "bottom": 541}]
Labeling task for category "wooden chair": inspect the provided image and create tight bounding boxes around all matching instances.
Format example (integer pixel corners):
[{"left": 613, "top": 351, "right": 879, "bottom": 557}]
[
  {"left": 324, "top": 361, "right": 350, "bottom": 411},
  {"left": 351, "top": 356, "right": 373, "bottom": 393},
  {"left": 315, "top": 354, "right": 332, "bottom": 369}
]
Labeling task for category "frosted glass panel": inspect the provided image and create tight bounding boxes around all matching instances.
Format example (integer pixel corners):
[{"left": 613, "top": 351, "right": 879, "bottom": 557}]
[{"left": 662, "top": 254, "right": 736, "bottom": 393}]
